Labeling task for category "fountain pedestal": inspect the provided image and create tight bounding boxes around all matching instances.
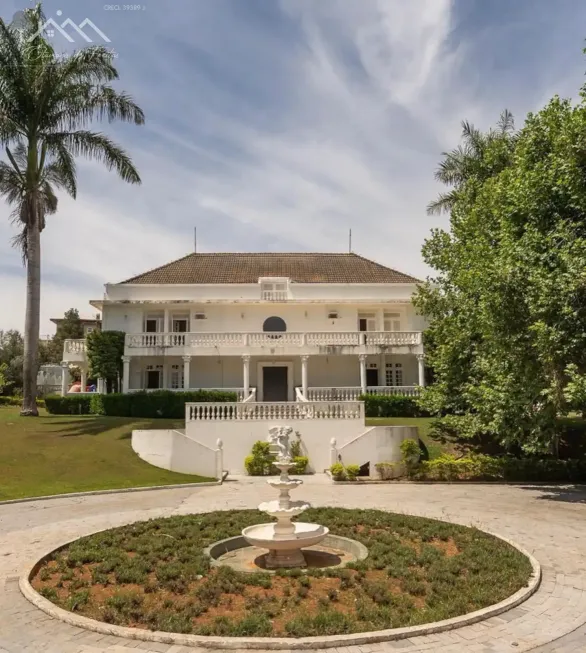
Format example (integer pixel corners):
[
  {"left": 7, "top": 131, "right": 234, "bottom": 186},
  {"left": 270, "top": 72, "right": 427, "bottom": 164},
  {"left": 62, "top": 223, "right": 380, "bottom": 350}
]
[{"left": 241, "top": 436, "right": 328, "bottom": 568}]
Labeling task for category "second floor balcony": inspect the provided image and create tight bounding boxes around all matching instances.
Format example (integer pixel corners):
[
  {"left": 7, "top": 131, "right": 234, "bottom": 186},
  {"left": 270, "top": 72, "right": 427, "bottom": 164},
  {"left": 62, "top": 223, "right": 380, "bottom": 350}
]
[{"left": 123, "top": 330, "right": 423, "bottom": 356}]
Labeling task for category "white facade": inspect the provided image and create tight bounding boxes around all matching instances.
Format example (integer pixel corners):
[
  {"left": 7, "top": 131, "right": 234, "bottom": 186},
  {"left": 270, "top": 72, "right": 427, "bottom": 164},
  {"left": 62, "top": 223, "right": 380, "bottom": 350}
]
[{"left": 61, "top": 254, "right": 426, "bottom": 399}]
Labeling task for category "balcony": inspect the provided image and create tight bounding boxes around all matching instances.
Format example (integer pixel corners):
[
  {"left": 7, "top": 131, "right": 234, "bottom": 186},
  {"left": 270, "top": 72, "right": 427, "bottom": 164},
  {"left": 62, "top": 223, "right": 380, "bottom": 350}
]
[
  {"left": 62, "top": 339, "right": 88, "bottom": 365},
  {"left": 124, "top": 331, "right": 423, "bottom": 356}
]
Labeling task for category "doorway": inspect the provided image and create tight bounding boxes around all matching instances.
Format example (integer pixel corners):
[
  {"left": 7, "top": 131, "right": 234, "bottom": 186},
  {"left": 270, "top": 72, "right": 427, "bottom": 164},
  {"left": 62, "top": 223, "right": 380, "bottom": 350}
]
[
  {"left": 262, "top": 366, "right": 288, "bottom": 401},
  {"left": 366, "top": 368, "right": 379, "bottom": 387}
]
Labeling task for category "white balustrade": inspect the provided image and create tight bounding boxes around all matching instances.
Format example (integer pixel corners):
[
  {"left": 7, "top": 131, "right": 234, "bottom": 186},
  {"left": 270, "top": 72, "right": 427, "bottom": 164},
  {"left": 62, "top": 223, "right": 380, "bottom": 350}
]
[
  {"left": 364, "top": 331, "right": 422, "bottom": 346},
  {"left": 186, "top": 401, "right": 364, "bottom": 422},
  {"left": 261, "top": 290, "right": 288, "bottom": 301},
  {"left": 365, "top": 385, "right": 421, "bottom": 397},
  {"left": 305, "top": 332, "right": 361, "bottom": 346},
  {"left": 125, "top": 331, "right": 422, "bottom": 350},
  {"left": 306, "top": 386, "right": 421, "bottom": 400},
  {"left": 64, "top": 339, "right": 87, "bottom": 354}
]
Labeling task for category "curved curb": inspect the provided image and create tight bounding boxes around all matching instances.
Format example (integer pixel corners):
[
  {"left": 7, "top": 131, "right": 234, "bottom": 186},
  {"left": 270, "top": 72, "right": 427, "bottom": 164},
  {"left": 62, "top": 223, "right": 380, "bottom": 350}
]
[
  {"left": 19, "top": 524, "right": 542, "bottom": 651},
  {"left": 0, "top": 479, "right": 222, "bottom": 506}
]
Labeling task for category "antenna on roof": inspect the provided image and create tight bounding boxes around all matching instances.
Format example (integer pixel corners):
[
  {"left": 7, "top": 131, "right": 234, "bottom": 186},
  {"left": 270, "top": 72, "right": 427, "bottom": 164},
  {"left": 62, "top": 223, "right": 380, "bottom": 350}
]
[
  {"left": 349, "top": 228, "right": 352, "bottom": 253},
  {"left": 194, "top": 227, "right": 197, "bottom": 254}
]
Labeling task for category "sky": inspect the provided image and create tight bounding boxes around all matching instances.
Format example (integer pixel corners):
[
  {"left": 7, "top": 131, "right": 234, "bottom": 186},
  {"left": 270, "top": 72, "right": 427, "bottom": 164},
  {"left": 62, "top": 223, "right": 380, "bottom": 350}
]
[{"left": 1, "top": 0, "right": 586, "bottom": 334}]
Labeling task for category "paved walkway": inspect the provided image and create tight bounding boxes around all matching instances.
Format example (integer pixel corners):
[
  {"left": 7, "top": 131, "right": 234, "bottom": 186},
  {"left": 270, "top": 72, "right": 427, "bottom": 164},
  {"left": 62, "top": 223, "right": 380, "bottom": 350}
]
[{"left": 1, "top": 477, "right": 586, "bottom": 653}]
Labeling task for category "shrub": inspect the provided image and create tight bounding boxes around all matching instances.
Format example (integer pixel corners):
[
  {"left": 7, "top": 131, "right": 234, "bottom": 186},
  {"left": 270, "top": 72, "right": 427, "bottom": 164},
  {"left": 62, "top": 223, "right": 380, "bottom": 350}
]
[
  {"left": 330, "top": 463, "right": 346, "bottom": 481},
  {"left": 291, "top": 456, "right": 309, "bottom": 474},
  {"left": 401, "top": 438, "right": 422, "bottom": 473},
  {"left": 47, "top": 389, "right": 237, "bottom": 417},
  {"left": 45, "top": 394, "right": 91, "bottom": 415},
  {"left": 345, "top": 464, "right": 360, "bottom": 481},
  {"left": 410, "top": 453, "right": 586, "bottom": 482},
  {"left": 245, "top": 441, "right": 276, "bottom": 476},
  {"left": 329, "top": 463, "right": 361, "bottom": 481},
  {"left": 360, "top": 394, "right": 426, "bottom": 418},
  {"left": 94, "top": 389, "right": 238, "bottom": 418}
]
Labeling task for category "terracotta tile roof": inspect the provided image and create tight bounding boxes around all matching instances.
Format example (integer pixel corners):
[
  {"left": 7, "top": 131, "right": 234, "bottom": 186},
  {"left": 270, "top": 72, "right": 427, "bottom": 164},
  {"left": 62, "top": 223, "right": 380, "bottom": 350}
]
[{"left": 120, "top": 253, "right": 420, "bottom": 285}]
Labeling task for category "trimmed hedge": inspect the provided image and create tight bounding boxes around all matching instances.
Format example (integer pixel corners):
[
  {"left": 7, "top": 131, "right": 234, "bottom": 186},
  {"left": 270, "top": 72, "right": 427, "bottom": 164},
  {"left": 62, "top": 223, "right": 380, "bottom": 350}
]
[
  {"left": 360, "top": 394, "right": 425, "bottom": 418},
  {"left": 45, "top": 390, "right": 238, "bottom": 418},
  {"left": 44, "top": 395, "right": 91, "bottom": 415}
]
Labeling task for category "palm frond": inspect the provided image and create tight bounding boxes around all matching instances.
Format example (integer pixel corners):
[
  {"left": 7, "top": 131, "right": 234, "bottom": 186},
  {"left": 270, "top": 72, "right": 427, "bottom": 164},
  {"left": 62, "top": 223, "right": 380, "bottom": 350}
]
[{"left": 45, "top": 130, "right": 141, "bottom": 184}]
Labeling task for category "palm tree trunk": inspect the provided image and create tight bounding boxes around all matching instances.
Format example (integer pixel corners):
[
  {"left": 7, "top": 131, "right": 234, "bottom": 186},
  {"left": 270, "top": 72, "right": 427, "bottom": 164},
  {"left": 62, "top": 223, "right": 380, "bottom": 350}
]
[{"left": 21, "top": 217, "right": 41, "bottom": 416}]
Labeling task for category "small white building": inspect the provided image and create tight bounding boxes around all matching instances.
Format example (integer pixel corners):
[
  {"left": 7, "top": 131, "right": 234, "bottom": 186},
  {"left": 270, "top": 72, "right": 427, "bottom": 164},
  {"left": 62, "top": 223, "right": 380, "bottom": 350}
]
[{"left": 61, "top": 252, "right": 426, "bottom": 400}]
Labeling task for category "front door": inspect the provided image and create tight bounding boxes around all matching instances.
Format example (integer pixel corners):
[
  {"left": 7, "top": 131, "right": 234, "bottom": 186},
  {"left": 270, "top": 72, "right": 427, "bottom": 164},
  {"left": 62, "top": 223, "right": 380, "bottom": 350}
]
[
  {"left": 366, "top": 368, "right": 379, "bottom": 387},
  {"left": 263, "top": 366, "right": 288, "bottom": 401}
]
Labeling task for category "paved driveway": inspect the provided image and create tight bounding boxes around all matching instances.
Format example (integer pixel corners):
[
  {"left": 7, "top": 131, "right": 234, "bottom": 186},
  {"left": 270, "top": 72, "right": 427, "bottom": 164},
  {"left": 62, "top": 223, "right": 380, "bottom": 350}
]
[{"left": 1, "top": 477, "right": 585, "bottom": 653}]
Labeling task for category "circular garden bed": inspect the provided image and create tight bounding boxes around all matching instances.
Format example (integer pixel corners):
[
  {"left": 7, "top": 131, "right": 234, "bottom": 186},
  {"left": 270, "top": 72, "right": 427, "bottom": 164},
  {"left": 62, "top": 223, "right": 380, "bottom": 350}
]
[{"left": 30, "top": 508, "right": 533, "bottom": 638}]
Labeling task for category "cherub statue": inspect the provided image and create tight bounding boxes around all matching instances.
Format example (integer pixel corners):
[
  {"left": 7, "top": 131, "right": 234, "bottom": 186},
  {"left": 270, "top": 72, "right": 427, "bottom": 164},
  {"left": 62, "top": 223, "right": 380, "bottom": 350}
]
[{"left": 267, "top": 425, "right": 293, "bottom": 462}]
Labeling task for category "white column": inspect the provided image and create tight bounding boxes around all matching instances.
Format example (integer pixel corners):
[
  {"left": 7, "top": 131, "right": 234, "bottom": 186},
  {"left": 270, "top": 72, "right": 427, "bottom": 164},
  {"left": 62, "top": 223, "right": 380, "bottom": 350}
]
[
  {"left": 122, "top": 356, "right": 131, "bottom": 394},
  {"left": 183, "top": 355, "right": 191, "bottom": 390},
  {"left": 60, "top": 362, "right": 69, "bottom": 396},
  {"left": 242, "top": 355, "right": 250, "bottom": 396},
  {"left": 417, "top": 354, "right": 426, "bottom": 387},
  {"left": 161, "top": 362, "right": 168, "bottom": 390},
  {"left": 301, "top": 355, "right": 309, "bottom": 397},
  {"left": 80, "top": 368, "right": 87, "bottom": 393},
  {"left": 359, "top": 354, "right": 367, "bottom": 393},
  {"left": 163, "top": 308, "right": 170, "bottom": 334}
]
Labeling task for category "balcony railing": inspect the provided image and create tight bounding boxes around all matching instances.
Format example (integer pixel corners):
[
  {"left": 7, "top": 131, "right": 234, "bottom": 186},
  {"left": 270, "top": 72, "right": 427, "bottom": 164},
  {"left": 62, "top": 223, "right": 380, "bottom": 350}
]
[
  {"left": 261, "top": 290, "right": 288, "bottom": 301},
  {"left": 64, "top": 339, "right": 87, "bottom": 354},
  {"left": 125, "top": 331, "right": 422, "bottom": 349},
  {"left": 305, "top": 386, "right": 421, "bottom": 401},
  {"left": 186, "top": 400, "right": 365, "bottom": 422}
]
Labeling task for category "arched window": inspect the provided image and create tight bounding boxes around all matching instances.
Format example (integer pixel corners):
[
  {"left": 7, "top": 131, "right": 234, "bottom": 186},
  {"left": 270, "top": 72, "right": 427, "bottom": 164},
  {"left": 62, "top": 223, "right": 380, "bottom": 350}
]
[{"left": 263, "top": 316, "right": 287, "bottom": 333}]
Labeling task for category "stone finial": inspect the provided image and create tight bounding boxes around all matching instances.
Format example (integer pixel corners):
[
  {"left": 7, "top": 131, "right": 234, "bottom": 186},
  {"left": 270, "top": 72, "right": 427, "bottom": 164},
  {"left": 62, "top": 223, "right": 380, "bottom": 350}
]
[{"left": 216, "top": 438, "right": 223, "bottom": 449}]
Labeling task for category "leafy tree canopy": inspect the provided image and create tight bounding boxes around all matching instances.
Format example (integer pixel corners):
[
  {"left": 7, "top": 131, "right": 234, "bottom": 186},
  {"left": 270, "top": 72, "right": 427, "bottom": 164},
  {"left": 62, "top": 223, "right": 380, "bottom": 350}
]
[
  {"left": 416, "top": 80, "right": 586, "bottom": 453},
  {"left": 45, "top": 308, "right": 85, "bottom": 363},
  {"left": 86, "top": 330, "right": 125, "bottom": 388}
]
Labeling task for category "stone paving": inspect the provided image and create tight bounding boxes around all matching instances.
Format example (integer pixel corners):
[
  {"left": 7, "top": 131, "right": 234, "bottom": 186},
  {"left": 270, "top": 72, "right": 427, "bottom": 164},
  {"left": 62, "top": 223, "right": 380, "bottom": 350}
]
[{"left": 1, "top": 477, "right": 586, "bottom": 652}]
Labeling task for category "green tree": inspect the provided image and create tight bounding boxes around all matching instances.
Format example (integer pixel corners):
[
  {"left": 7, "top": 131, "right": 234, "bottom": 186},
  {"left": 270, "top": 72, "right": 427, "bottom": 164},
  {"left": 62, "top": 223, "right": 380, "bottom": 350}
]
[
  {"left": 46, "top": 308, "right": 85, "bottom": 363},
  {"left": 416, "top": 88, "right": 586, "bottom": 454},
  {"left": 0, "top": 4, "right": 144, "bottom": 416},
  {"left": 0, "top": 330, "right": 24, "bottom": 394},
  {"left": 0, "top": 363, "right": 8, "bottom": 393},
  {"left": 86, "top": 330, "right": 125, "bottom": 392},
  {"left": 427, "top": 110, "right": 516, "bottom": 215}
]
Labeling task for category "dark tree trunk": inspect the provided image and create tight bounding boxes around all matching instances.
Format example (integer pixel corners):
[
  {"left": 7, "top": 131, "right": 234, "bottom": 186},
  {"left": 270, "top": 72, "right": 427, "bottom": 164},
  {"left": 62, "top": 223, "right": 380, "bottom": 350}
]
[{"left": 21, "top": 216, "right": 41, "bottom": 416}]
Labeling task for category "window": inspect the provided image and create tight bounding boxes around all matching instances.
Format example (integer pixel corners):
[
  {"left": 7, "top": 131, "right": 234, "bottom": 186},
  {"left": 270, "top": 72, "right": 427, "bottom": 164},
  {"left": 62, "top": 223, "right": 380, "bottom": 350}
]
[
  {"left": 170, "top": 364, "right": 184, "bottom": 390},
  {"left": 358, "top": 313, "right": 376, "bottom": 332},
  {"left": 263, "top": 316, "right": 287, "bottom": 332},
  {"left": 386, "top": 363, "right": 403, "bottom": 386},
  {"left": 384, "top": 312, "right": 401, "bottom": 332},
  {"left": 172, "top": 317, "right": 189, "bottom": 333},
  {"left": 259, "top": 278, "right": 289, "bottom": 300},
  {"left": 85, "top": 326, "right": 94, "bottom": 334},
  {"left": 144, "top": 316, "right": 163, "bottom": 333}
]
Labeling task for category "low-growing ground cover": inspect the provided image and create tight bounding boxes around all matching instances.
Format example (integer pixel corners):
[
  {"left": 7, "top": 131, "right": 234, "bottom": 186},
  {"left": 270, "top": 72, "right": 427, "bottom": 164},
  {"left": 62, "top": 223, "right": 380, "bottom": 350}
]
[{"left": 31, "top": 508, "right": 533, "bottom": 637}]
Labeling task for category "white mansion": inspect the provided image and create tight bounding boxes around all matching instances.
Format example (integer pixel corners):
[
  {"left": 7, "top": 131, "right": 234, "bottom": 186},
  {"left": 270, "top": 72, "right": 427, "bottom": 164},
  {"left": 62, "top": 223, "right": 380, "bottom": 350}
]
[{"left": 61, "top": 252, "right": 426, "bottom": 401}]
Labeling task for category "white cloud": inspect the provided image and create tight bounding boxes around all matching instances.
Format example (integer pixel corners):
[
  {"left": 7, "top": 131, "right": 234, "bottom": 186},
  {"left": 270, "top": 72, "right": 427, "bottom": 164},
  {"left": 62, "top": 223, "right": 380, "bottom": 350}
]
[{"left": 1, "top": 0, "right": 586, "bottom": 334}]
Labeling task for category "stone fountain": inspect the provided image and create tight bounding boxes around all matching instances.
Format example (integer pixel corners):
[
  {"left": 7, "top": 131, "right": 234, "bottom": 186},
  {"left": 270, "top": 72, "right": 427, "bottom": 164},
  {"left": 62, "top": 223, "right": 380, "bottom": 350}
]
[{"left": 241, "top": 426, "right": 329, "bottom": 568}]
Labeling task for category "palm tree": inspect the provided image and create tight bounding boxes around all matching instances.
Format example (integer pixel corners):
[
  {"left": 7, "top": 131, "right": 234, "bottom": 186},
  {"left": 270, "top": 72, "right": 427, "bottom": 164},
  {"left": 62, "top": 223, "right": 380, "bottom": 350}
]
[
  {"left": 0, "top": 4, "right": 144, "bottom": 415},
  {"left": 427, "top": 110, "right": 516, "bottom": 216}
]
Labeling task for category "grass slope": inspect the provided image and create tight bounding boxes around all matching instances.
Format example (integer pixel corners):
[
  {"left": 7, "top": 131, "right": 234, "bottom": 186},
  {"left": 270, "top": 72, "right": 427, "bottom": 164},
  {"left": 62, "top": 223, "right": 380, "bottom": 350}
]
[{"left": 0, "top": 409, "right": 211, "bottom": 501}]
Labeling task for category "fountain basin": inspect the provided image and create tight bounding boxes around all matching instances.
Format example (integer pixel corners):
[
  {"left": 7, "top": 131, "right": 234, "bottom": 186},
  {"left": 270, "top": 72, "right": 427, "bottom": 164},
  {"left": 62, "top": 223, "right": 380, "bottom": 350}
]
[
  {"left": 258, "top": 500, "right": 309, "bottom": 517},
  {"left": 242, "top": 522, "right": 329, "bottom": 551},
  {"left": 267, "top": 479, "right": 303, "bottom": 490}
]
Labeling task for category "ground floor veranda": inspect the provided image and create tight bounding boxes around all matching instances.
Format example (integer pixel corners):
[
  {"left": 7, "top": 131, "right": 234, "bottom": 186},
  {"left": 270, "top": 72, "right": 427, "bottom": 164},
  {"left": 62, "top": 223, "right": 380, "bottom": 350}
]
[{"left": 110, "top": 353, "right": 426, "bottom": 400}]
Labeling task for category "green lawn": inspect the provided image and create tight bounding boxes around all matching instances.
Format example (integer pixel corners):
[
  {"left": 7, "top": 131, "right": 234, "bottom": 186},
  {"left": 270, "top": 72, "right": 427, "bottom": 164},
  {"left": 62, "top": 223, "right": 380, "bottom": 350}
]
[
  {"left": 365, "top": 417, "right": 443, "bottom": 459},
  {"left": 0, "top": 409, "right": 212, "bottom": 501}
]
